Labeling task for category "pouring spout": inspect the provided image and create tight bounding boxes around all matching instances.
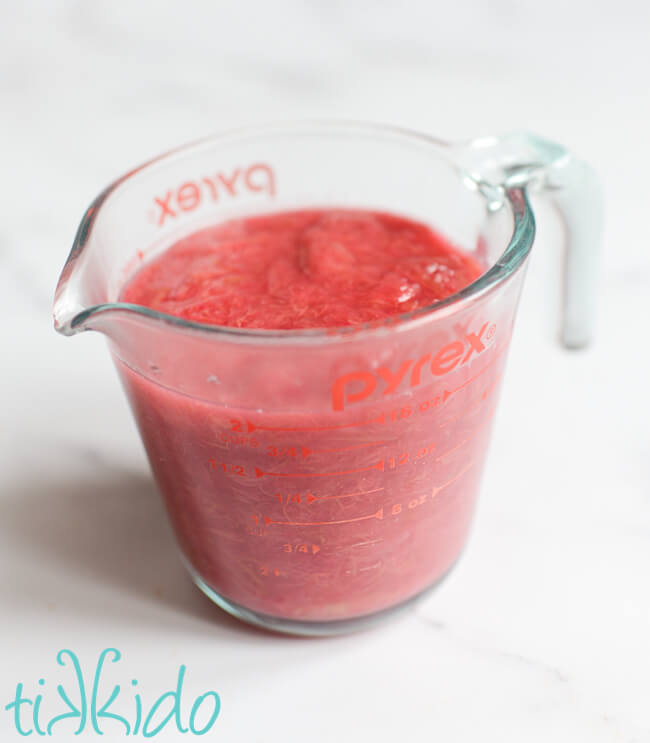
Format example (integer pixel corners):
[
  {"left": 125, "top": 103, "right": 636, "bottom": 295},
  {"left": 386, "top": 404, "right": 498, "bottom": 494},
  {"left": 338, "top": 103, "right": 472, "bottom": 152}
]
[
  {"left": 53, "top": 179, "right": 129, "bottom": 338},
  {"left": 53, "top": 299, "right": 100, "bottom": 336},
  {"left": 53, "top": 296, "right": 85, "bottom": 336},
  {"left": 53, "top": 202, "right": 99, "bottom": 336}
]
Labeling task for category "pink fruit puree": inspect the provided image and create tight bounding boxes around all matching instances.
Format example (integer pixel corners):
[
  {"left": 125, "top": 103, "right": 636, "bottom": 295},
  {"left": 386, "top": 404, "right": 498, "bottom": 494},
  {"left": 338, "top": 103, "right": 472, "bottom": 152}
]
[
  {"left": 121, "top": 209, "right": 483, "bottom": 328},
  {"left": 118, "top": 209, "right": 504, "bottom": 623}
]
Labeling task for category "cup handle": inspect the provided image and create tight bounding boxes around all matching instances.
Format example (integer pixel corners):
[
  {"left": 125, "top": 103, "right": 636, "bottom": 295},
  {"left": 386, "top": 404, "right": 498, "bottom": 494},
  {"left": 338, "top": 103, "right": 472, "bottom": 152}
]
[
  {"left": 456, "top": 132, "right": 604, "bottom": 348},
  {"left": 544, "top": 148, "right": 603, "bottom": 348}
]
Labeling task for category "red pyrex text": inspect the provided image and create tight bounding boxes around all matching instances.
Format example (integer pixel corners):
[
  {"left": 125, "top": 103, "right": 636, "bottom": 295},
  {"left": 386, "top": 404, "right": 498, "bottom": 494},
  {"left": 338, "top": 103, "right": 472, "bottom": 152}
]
[
  {"left": 331, "top": 321, "right": 495, "bottom": 411},
  {"left": 153, "top": 163, "right": 276, "bottom": 226}
]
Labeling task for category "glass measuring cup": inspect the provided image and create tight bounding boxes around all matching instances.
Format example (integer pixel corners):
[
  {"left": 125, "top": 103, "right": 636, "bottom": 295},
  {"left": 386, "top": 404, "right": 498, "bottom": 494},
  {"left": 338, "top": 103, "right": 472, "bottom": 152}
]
[{"left": 53, "top": 122, "right": 602, "bottom": 635}]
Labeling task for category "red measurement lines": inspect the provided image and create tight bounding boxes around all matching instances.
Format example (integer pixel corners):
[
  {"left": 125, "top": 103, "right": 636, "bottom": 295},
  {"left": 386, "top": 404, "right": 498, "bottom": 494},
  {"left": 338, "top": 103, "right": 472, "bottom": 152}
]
[
  {"left": 312, "top": 440, "right": 388, "bottom": 453},
  {"left": 255, "top": 460, "right": 385, "bottom": 478},
  {"left": 440, "top": 375, "right": 501, "bottom": 428},
  {"left": 275, "top": 441, "right": 387, "bottom": 460},
  {"left": 310, "top": 486, "right": 384, "bottom": 503},
  {"left": 245, "top": 414, "right": 385, "bottom": 434},
  {"left": 263, "top": 507, "right": 384, "bottom": 527},
  {"left": 272, "top": 487, "right": 384, "bottom": 506},
  {"left": 242, "top": 341, "right": 510, "bottom": 437}
]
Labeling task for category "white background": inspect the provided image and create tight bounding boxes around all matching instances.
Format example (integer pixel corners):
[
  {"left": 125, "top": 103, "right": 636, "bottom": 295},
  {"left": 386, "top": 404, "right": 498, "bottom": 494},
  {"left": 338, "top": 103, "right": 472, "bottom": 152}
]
[{"left": 1, "top": 1, "right": 649, "bottom": 741}]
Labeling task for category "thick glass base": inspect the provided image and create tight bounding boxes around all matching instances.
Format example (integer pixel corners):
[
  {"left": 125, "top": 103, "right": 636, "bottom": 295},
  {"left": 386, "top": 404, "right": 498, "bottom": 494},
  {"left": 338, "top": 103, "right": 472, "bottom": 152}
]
[{"left": 186, "top": 561, "right": 457, "bottom": 637}]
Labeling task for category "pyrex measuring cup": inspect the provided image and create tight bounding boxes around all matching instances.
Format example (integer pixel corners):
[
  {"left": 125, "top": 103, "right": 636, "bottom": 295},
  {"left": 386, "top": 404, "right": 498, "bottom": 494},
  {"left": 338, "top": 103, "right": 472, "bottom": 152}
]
[{"left": 53, "top": 122, "right": 602, "bottom": 635}]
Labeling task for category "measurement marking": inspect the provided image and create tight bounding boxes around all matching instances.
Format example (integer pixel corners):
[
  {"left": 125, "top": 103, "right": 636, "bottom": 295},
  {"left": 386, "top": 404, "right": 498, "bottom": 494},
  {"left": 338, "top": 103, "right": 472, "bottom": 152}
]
[
  {"left": 431, "top": 461, "right": 475, "bottom": 497},
  {"left": 312, "top": 486, "right": 384, "bottom": 502},
  {"left": 312, "top": 440, "right": 388, "bottom": 453},
  {"left": 440, "top": 375, "right": 501, "bottom": 428},
  {"left": 268, "top": 442, "right": 386, "bottom": 459},
  {"left": 442, "top": 343, "right": 508, "bottom": 402},
  {"left": 255, "top": 460, "right": 384, "bottom": 478},
  {"left": 264, "top": 507, "right": 384, "bottom": 527},
  {"left": 246, "top": 414, "right": 386, "bottom": 434}
]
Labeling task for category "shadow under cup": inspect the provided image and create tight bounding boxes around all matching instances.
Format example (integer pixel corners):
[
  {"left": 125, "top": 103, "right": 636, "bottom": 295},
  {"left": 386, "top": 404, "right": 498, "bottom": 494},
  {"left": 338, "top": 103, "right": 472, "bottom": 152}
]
[{"left": 55, "top": 123, "right": 533, "bottom": 634}]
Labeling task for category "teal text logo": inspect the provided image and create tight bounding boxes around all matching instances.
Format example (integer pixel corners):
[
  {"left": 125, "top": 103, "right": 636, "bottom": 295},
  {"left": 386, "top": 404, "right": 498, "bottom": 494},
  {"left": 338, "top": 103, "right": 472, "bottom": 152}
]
[{"left": 4, "top": 648, "right": 221, "bottom": 737}]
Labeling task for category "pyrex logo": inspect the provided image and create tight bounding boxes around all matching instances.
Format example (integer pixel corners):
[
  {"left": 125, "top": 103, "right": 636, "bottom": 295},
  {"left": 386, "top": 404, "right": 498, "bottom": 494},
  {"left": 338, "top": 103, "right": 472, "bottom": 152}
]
[
  {"left": 153, "top": 163, "right": 276, "bottom": 226},
  {"left": 331, "top": 322, "right": 496, "bottom": 411}
]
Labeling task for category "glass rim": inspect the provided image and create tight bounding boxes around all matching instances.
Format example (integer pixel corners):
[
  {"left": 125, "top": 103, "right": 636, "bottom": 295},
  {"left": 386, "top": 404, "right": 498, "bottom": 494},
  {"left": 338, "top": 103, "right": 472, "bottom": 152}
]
[{"left": 56, "top": 119, "right": 536, "bottom": 342}]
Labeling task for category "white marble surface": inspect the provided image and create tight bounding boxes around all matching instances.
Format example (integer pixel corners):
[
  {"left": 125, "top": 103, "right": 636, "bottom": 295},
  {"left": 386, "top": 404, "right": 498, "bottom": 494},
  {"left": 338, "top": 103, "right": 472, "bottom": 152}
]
[{"left": 1, "top": 1, "right": 649, "bottom": 740}]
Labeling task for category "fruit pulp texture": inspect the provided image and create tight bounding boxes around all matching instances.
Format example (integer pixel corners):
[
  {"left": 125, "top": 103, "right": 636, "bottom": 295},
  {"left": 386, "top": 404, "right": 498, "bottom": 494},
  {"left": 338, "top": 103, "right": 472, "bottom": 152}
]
[
  {"left": 119, "top": 209, "right": 503, "bottom": 622},
  {"left": 120, "top": 209, "right": 483, "bottom": 329}
]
